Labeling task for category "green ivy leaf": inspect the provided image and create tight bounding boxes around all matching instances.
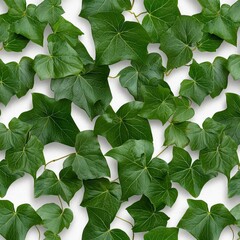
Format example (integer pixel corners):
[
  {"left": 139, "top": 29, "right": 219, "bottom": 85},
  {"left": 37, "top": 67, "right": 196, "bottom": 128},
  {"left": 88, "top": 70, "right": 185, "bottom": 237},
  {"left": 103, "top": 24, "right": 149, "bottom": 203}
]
[
  {"left": 0, "top": 59, "right": 17, "bottom": 105},
  {"left": 119, "top": 53, "right": 166, "bottom": 100},
  {"left": 228, "top": 172, "right": 240, "bottom": 198},
  {"left": 229, "top": 0, "right": 240, "bottom": 23},
  {"left": 169, "top": 147, "right": 216, "bottom": 197},
  {"left": 179, "top": 60, "right": 213, "bottom": 105},
  {"left": 5, "top": 135, "right": 45, "bottom": 177},
  {"left": 127, "top": 195, "right": 169, "bottom": 232},
  {"left": 82, "top": 208, "right": 130, "bottom": 240},
  {"left": 164, "top": 122, "right": 189, "bottom": 148},
  {"left": 144, "top": 226, "right": 179, "bottom": 240},
  {"left": 51, "top": 17, "right": 83, "bottom": 47},
  {"left": 64, "top": 131, "right": 110, "bottom": 180},
  {"left": 94, "top": 102, "right": 152, "bottom": 147},
  {"left": 4, "top": 0, "right": 26, "bottom": 14},
  {"left": 0, "top": 117, "right": 32, "bottom": 151},
  {"left": 80, "top": 0, "right": 131, "bottom": 19},
  {"left": 81, "top": 178, "right": 121, "bottom": 219},
  {"left": 7, "top": 57, "right": 35, "bottom": 98},
  {"left": 199, "top": 134, "right": 238, "bottom": 177},
  {"left": 139, "top": 85, "right": 175, "bottom": 124},
  {"left": 37, "top": 203, "right": 73, "bottom": 234},
  {"left": 19, "top": 93, "right": 80, "bottom": 147},
  {"left": 230, "top": 203, "right": 240, "bottom": 226},
  {"left": 34, "top": 167, "right": 82, "bottom": 204},
  {"left": 143, "top": 0, "right": 180, "bottom": 42},
  {"left": 34, "top": 35, "right": 84, "bottom": 80},
  {"left": 228, "top": 54, "right": 240, "bottom": 80},
  {"left": 0, "top": 160, "right": 24, "bottom": 197},
  {"left": 3, "top": 32, "right": 29, "bottom": 52},
  {"left": 186, "top": 118, "right": 225, "bottom": 151},
  {"left": 35, "top": 0, "right": 64, "bottom": 25},
  {"left": 44, "top": 231, "right": 61, "bottom": 240},
  {"left": 89, "top": 12, "right": 149, "bottom": 65},
  {"left": 11, "top": 4, "right": 47, "bottom": 46},
  {"left": 0, "top": 200, "right": 42, "bottom": 240},
  {"left": 0, "top": 16, "right": 10, "bottom": 42},
  {"left": 51, "top": 64, "right": 112, "bottom": 119},
  {"left": 160, "top": 16, "right": 203, "bottom": 70},
  {"left": 178, "top": 199, "right": 236, "bottom": 240},
  {"left": 213, "top": 93, "right": 240, "bottom": 144}
]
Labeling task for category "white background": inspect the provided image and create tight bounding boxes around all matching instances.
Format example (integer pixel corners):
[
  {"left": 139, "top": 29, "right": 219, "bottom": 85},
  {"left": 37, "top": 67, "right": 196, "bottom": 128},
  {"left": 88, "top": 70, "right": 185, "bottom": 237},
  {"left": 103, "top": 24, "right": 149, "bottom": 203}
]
[{"left": 0, "top": 0, "right": 240, "bottom": 239}]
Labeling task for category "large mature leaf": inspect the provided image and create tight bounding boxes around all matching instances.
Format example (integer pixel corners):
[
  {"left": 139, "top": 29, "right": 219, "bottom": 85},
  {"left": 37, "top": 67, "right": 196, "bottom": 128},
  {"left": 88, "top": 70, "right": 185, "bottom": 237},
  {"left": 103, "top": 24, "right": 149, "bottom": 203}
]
[
  {"left": 35, "top": 0, "right": 64, "bottom": 25},
  {"left": 0, "top": 117, "right": 32, "bottom": 151},
  {"left": 37, "top": 203, "right": 73, "bottom": 234},
  {"left": 19, "top": 93, "right": 79, "bottom": 147},
  {"left": 0, "top": 200, "right": 42, "bottom": 240},
  {"left": 160, "top": 16, "right": 203, "bottom": 70},
  {"left": 5, "top": 136, "right": 45, "bottom": 177},
  {"left": 7, "top": 57, "right": 35, "bottom": 98},
  {"left": 213, "top": 93, "right": 240, "bottom": 144},
  {"left": 119, "top": 53, "right": 165, "bottom": 100},
  {"left": 142, "top": 0, "right": 180, "bottom": 42},
  {"left": 81, "top": 178, "right": 121, "bottom": 218},
  {"left": 199, "top": 133, "right": 238, "bottom": 177},
  {"left": 82, "top": 208, "right": 130, "bottom": 240},
  {"left": 228, "top": 172, "right": 240, "bottom": 198},
  {"left": 144, "top": 226, "right": 179, "bottom": 240},
  {"left": 139, "top": 85, "right": 175, "bottom": 124},
  {"left": 169, "top": 147, "right": 216, "bottom": 197},
  {"left": 186, "top": 118, "right": 225, "bottom": 151},
  {"left": 0, "top": 59, "right": 17, "bottom": 105},
  {"left": 228, "top": 54, "right": 240, "bottom": 80},
  {"left": 34, "top": 35, "right": 83, "bottom": 80},
  {"left": 178, "top": 199, "right": 236, "bottom": 240},
  {"left": 106, "top": 140, "right": 177, "bottom": 206},
  {"left": 80, "top": 0, "right": 131, "bottom": 19},
  {"left": 51, "top": 65, "right": 112, "bottom": 119},
  {"left": 64, "top": 131, "right": 110, "bottom": 180},
  {"left": 34, "top": 167, "right": 82, "bottom": 204},
  {"left": 89, "top": 12, "right": 149, "bottom": 65},
  {"left": 127, "top": 195, "right": 169, "bottom": 232},
  {"left": 4, "top": 0, "right": 26, "bottom": 15},
  {"left": 11, "top": 4, "right": 47, "bottom": 46},
  {"left": 179, "top": 60, "right": 213, "bottom": 105},
  {"left": 94, "top": 102, "right": 152, "bottom": 147},
  {"left": 0, "top": 160, "right": 24, "bottom": 197}
]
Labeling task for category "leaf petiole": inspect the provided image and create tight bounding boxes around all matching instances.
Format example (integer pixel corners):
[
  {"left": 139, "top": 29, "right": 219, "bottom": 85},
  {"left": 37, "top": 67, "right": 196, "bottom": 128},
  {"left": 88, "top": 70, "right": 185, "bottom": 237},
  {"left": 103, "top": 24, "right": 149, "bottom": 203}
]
[
  {"left": 35, "top": 226, "right": 41, "bottom": 240},
  {"left": 58, "top": 195, "right": 64, "bottom": 210},
  {"left": 116, "top": 215, "right": 133, "bottom": 227},
  {"left": 44, "top": 153, "right": 74, "bottom": 169},
  {"left": 229, "top": 226, "right": 235, "bottom": 240},
  {"left": 155, "top": 146, "right": 168, "bottom": 158},
  {"left": 108, "top": 74, "right": 119, "bottom": 79}
]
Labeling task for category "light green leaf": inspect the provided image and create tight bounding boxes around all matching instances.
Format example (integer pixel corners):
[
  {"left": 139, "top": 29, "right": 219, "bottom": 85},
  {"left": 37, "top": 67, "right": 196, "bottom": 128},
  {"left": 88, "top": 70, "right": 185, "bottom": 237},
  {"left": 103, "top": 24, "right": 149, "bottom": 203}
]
[
  {"left": 230, "top": 203, "right": 240, "bottom": 226},
  {"left": 89, "top": 12, "right": 149, "bottom": 65},
  {"left": 228, "top": 54, "right": 240, "bottom": 80},
  {"left": 144, "top": 226, "right": 179, "bottom": 240},
  {"left": 64, "top": 131, "right": 110, "bottom": 180},
  {"left": 19, "top": 93, "right": 80, "bottom": 147},
  {"left": 229, "top": 0, "right": 240, "bottom": 23},
  {"left": 94, "top": 102, "right": 152, "bottom": 147},
  {"left": 3, "top": 33, "right": 29, "bottom": 52},
  {"left": 228, "top": 172, "right": 240, "bottom": 198},
  {"left": 44, "top": 231, "right": 60, "bottom": 240}
]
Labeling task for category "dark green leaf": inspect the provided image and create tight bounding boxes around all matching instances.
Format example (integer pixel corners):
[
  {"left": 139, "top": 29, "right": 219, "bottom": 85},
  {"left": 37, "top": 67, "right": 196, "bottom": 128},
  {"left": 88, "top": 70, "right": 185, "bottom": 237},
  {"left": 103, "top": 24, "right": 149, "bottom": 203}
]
[
  {"left": 94, "top": 102, "right": 152, "bottom": 147},
  {"left": 127, "top": 195, "right": 169, "bottom": 232},
  {"left": 178, "top": 199, "right": 236, "bottom": 240},
  {"left": 0, "top": 16, "right": 10, "bottom": 42},
  {"left": 3, "top": 33, "right": 29, "bottom": 52},
  {"left": 37, "top": 203, "right": 73, "bottom": 234},
  {"left": 89, "top": 12, "right": 149, "bottom": 65},
  {"left": 44, "top": 231, "right": 60, "bottom": 240},
  {"left": 19, "top": 93, "right": 80, "bottom": 147},
  {"left": 228, "top": 54, "right": 240, "bottom": 80},
  {"left": 64, "top": 131, "right": 110, "bottom": 180},
  {"left": 0, "top": 200, "right": 42, "bottom": 240},
  {"left": 34, "top": 167, "right": 82, "bottom": 204},
  {"left": 144, "top": 226, "right": 179, "bottom": 240},
  {"left": 169, "top": 147, "right": 216, "bottom": 197},
  {"left": 197, "top": 32, "right": 223, "bottom": 52},
  {"left": 51, "top": 65, "right": 111, "bottom": 119}
]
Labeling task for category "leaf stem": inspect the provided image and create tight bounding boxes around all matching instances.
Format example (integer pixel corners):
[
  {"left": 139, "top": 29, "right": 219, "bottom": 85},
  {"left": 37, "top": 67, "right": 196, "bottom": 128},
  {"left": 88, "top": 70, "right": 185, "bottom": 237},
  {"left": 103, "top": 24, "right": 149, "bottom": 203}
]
[
  {"left": 44, "top": 153, "right": 74, "bottom": 169},
  {"left": 131, "top": 0, "right": 135, "bottom": 9},
  {"left": 229, "top": 226, "right": 235, "bottom": 240},
  {"left": 108, "top": 74, "right": 119, "bottom": 79},
  {"left": 35, "top": 226, "right": 41, "bottom": 240},
  {"left": 58, "top": 195, "right": 64, "bottom": 210},
  {"left": 128, "top": 11, "right": 140, "bottom": 23},
  {"left": 135, "top": 11, "right": 147, "bottom": 17},
  {"left": 165, "top": 69, "right": 173, "bottom": 76},
  {"left": 112, "top": 177, "right": 119, "bottom": 182},
  {"left": 155, "top": 146, "right": 168, "bottom": 158},
  {"left": 116, "top": 216, "right": 133, "bottom": 227}
]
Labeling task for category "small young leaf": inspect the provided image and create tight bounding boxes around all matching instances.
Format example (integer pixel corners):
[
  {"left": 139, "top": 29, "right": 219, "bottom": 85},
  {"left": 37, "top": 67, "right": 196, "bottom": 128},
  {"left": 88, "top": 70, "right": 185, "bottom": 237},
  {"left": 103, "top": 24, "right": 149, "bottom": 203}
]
[
  {"left": 178, "top": 199, "right": 236, "bottom": 240},
  {"left": 230, "top": 203, "right": 240, "bottom": 226},
  {"left": 228, "top": 54, "right": 240, "bottom": 80},
  {"left": 44, "top": 231, "right": 61, "bottom": 240},
  {"left": 94, "top": 102, "right": 153, "bottom": 147},
  {"left": 37, "top": 203, "right": 73, "bottom": 234},
  {"left": 228, "top": 172, "right": 240, "bottom": 198}
]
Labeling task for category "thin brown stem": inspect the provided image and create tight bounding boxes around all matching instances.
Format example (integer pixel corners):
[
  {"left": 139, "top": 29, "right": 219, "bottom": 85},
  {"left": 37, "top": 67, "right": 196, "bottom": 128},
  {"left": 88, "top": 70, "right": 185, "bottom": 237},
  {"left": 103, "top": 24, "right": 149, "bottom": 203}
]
[
  {"left": 155, "top": 146, "right": 168, "bottom": 158},
  {"left": 131, "top": 0, "right": 135, "bottom": 9},
  {"left": 35, "top": 226, "right": 41, "bottom": 240},
  {"left": 116, "top": 216, "right": 133, "bottom": 227},
  {"left": 229, "top": 226, "right": 235, "bottom": 240},
  {"left": 128, "top": 11, "right": 140, "bottom": 23},
  {"left": 44, "top": 153, "right": 74, "bottom": 169},
  {"left": 165, "top": 69, "right": 173, "bottom": 76},
  {"left": 58, "top": 196, "right": 64, "bottom": 210},
  {"left": 135, "top": 11, "right": 147, "bottom": 17},
  {"left": 112, "top": 177, "right": 119, "bottom": 182}
]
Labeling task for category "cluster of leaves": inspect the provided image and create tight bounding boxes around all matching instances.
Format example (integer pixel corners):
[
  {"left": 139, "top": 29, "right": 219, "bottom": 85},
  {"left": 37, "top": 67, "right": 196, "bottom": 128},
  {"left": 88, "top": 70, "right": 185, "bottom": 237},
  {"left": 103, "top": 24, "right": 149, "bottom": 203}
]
[{"left": 1, "top": 0, "right": 240, "bottom": 239}]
